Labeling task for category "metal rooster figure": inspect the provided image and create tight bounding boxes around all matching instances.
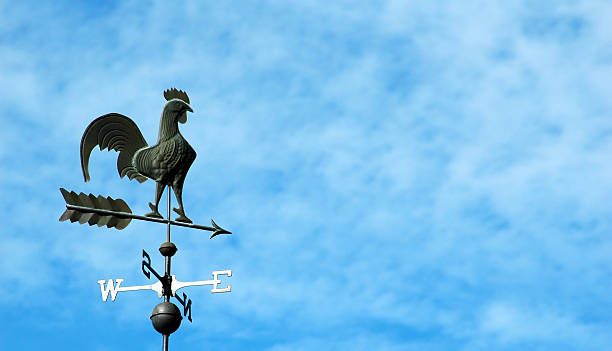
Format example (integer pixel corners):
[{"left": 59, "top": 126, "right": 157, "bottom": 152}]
[
  {"left": 81, "top": 88, "right": 196, "bottom": 223},
  {"left": 60, "top": 88, "right": 233, "bottom": 351}
]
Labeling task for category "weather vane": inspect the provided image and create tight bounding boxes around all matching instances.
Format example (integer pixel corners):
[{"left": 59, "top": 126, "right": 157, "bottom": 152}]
[{"left": 59, "top": 88, "right": 232, "bottom": 351}]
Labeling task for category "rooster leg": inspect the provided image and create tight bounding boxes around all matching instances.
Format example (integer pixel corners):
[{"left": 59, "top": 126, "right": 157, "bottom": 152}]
[
  {"left": 172, "top": 178, "right": 192, "bottom": 223},
  {"left": 145, "top": 182, "right": 164, "bottom": 219}
]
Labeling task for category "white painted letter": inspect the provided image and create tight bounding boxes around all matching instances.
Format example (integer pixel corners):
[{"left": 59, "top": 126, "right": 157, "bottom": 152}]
[
  {"left": 98, "top": 279, "right": 124, "bottom": 302},
  {"left": 211, "top": 270, "right": 232, "bottom": 293}
]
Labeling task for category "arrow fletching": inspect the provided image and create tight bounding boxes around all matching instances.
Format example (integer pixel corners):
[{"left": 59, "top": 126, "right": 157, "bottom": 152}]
[{"left": 59, "top": 188, "right": 132, "bottom": 230}]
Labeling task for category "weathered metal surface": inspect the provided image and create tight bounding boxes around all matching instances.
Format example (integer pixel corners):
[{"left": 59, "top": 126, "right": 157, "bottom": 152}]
[
  {"left": 59, "top": 89, "right": 233, "bottom": 348},
  {"left": 59, "top": 188, "right": 132, "bottom": 229},
  {"left": 151, "top": 302, "right": 182, "bottom": 336},
  {"left": 80, "top": 88, "right": 196, "bottom": 223},
  {"left": 59, "top": 188, "right": 231, "bottom": 238}
]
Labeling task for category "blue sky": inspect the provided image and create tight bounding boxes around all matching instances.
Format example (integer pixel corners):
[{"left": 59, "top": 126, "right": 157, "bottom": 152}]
[{"left": 1, "top": 1, "right": 611, "bottom": 350}]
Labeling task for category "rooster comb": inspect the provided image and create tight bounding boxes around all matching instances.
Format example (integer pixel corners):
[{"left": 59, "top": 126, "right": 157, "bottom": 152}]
[{"left": 164, "top": 88, "right": 190, "bottom": 104}]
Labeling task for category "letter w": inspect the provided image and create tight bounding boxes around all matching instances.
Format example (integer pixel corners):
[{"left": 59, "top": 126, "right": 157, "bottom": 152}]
[{"left": 98, "top": 279, "right": 124, "bottom": 302}]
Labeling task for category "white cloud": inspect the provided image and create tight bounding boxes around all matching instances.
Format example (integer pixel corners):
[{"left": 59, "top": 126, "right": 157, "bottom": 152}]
[
  {"left": 1, "top": 1, "right": 612, "bottom": 350},
  {"left": 479, "top": 301, "right": 609, "bottom": 348}
]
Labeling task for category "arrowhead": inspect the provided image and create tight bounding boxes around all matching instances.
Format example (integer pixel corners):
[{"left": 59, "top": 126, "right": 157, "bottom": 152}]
[{"left": 209, "top": 219, "right": 232, "bottom": 239}]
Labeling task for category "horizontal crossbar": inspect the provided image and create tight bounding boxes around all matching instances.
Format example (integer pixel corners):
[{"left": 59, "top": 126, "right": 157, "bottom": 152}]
[{"left": 65, "top": 204, "right": 231, "bottom": 238}]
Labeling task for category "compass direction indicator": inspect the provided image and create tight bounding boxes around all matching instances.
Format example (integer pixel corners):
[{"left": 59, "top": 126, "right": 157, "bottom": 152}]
[
  {"left": 98, "top": 279, "right": 164, "bottom": 301},
  {"left": 172, "top": 270, "right": 233, "bottom": 295},
  {"left": 97, "top": 250, "right": 231, "bottom": 323},
  {"left": 175, "top": 292, "right": 193, "bottom": 322},
  {"left": 59, "top": 88, "right": 234, "bottom": 351}
]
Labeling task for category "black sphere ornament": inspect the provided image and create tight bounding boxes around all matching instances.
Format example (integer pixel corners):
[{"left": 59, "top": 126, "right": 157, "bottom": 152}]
[
  {"left": 151, "top": 302, "right": 182, "bottom": 335},
  {"left": 159, "top": 241, "right": 178, "bottom": 257}
]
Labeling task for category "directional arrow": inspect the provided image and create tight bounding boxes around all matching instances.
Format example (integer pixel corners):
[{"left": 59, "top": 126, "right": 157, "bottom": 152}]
[
  {"left": 98, "top": 279, "right": 163, "bottom": 301},
  {"left": 174, "top": 292, "right": 193, "bottom": 322},
  {"left": 99, "top": 249, "right": 232, "bottom": 328},
  {"left": 59, "top": 188, "right": 231, "bottom": 238},
  {"left": 171, "top": 270, "right": 232, "bottom": 295}
]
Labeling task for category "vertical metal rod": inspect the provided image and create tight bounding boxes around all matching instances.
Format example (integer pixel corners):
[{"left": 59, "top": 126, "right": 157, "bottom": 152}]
[
  {"left": 167, "top": 185, "right": 171, "bottom": 243},
  {"left": 164, "top": 258, "right": 171, "bottom": 302},
  {"left": 165, "top": 186, "right": 172, "bottom": 303},
  {"left": 164, "top": 186, "right": 172, "bottom": 351}
]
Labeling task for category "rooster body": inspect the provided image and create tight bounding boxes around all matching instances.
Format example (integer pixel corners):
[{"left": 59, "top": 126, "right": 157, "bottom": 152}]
[{"left": 80, "top": 89, "right": 196, "bottom": 223}]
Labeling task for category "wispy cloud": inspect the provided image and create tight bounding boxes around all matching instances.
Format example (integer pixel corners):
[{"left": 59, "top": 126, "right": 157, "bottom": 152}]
[{"left": 1, "top": 0, "right": 611, "bottom": 350}]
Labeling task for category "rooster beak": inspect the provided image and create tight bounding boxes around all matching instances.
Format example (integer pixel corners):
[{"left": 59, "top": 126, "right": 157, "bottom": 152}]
[{"left": 178, "top": 103, "right": 192, "bottom": 124}]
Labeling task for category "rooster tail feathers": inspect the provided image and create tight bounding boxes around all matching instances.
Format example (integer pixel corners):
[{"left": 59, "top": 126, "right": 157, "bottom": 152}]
[{"left": 80, "top": 113, "right": 149, "bottom": 183}]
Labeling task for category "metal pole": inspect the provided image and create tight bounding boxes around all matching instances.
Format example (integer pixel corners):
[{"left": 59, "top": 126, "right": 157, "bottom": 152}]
[
  {"left": 165, "top": 185, "right": 172, "bottom": 302},
  {"left": 167, "top": 185, "right": 171, "bottom": 243},
  {"left": 164, "top": 185, "right": 172, "bottom": 351}
]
